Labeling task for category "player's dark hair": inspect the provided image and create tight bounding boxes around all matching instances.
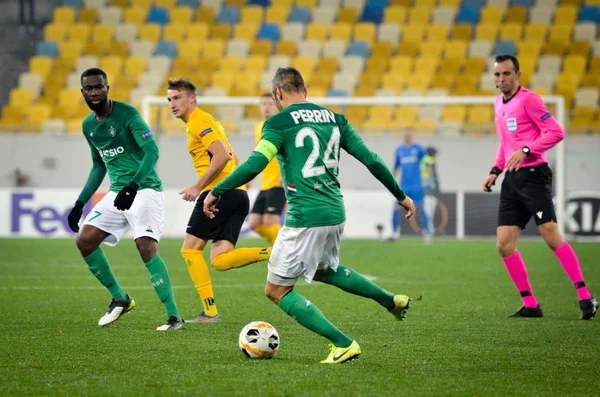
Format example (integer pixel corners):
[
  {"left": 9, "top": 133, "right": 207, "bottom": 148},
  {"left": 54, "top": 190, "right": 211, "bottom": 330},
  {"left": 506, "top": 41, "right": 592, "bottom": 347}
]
[
  {"left": 272, "top": 67, "right": 306, "bottom": 94},
  {"left": 80, "top": 68, "right": 107, "bottom": 85},
  {"left": 495, "top": 54, "right": 520, "bottom": 72},
  {"left": 427, "top": 146, "right": 438, "bottom": 157},
  {"left": 167, "top": 77, "right": 197, "bottom": 94}
]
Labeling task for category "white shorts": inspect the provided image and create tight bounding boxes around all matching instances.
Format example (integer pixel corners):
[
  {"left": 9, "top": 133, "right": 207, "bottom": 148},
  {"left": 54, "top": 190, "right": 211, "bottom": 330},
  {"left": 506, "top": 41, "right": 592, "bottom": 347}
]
[
  {"left": 267, "top": 223, "right": 344, "bottom": 286},
  {"left": 81, "top": 189, "right": 165, "bottom": 247}
]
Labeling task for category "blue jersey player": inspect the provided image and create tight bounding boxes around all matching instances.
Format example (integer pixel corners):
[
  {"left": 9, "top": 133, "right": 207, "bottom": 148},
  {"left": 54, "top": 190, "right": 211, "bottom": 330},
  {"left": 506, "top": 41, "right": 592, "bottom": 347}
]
[{"left": 390, "top": 128, "right": 431, "bottom": 243}]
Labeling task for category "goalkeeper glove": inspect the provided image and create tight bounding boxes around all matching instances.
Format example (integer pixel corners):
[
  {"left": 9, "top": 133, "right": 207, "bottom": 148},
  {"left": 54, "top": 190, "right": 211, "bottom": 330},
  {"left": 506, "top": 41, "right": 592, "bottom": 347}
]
[
  {"left": 67, "top": 201, "right": 84, "bottom": 233},
  {"left": 114, "top": 182, "right": 139, "bottom": 211}
]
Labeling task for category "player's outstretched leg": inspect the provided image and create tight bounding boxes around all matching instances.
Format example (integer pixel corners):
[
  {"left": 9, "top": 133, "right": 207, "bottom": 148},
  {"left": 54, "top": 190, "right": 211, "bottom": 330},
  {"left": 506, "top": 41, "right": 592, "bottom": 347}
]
[
  {"left": 181, "top": 248, "right": 221, "bottom": 323},
  {"left": 269, "top": 285, "right": 360, "bottom": 364},
  {"left": 553, "top": 242, "right": 597, "bottom": 320},
  {"left": 211, "top": 247, "right": 271, "bottom": 271},
  {"left": 317, "top": 265, "right": 411, "bottom": 321}
]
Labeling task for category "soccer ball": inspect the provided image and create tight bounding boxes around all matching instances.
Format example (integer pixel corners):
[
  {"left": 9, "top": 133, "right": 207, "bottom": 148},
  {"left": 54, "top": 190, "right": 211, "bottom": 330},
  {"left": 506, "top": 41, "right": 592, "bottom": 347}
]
[{"left": 238, "top": 321, "right": 280, "bottom": 359}]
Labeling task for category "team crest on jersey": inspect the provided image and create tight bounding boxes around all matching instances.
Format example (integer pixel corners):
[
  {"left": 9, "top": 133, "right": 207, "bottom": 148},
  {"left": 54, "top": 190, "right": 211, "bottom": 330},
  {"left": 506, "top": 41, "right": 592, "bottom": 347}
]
[
  {"left": 506, "top": 118, "right": 517, "bottom": 133},
  {"left": 109, "top": 125, "right": 117, "bottom": 137}
]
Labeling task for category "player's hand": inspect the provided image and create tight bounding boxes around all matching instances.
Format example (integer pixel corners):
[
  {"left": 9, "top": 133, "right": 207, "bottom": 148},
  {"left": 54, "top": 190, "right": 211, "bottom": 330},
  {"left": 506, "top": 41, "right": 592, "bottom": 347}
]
[
  {"left": 179, "top": 185, "right": 201, "bottom": 202},
  {"left": 483, "top": 174, "right": 498, "bottom": 192},
  {"left": 114, "top": 182, "right": 139, "bottom": 211},
  {"left": 398, "top": 196, "right": 415, "bottom": 219},
  {"left": 505, "top": 150, "right": 527, "bottom": 171},
  {"left": 67, "top": 201, "right": 84, "bottom": 233},
  {"left": 203, "top": 192, "right": 220, "bottom": 219}
]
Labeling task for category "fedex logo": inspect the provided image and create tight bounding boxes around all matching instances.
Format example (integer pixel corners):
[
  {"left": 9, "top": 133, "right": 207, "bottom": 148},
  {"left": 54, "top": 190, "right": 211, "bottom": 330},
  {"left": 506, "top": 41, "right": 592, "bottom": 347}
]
[{"left": 11, "top": 192, "right": 105, "bottom": 235}]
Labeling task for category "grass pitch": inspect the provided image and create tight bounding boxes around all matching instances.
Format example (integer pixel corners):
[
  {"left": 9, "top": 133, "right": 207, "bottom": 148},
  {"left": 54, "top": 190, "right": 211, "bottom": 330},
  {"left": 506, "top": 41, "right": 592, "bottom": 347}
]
[{"left": 0, "top": 238, "right": 598, "bottom": 396}]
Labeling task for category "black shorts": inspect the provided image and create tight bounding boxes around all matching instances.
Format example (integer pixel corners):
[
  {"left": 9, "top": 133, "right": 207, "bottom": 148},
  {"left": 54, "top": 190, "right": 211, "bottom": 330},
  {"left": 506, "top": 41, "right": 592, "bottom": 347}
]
[
  {"left": 250, "top": 187, "right": 286, "bottom": 215},
  {"left": 186, "top": 189, "right": 249, "bottom": 245},
  {"left": 498, "top": 163, "right": 557, "bottom": 229}
]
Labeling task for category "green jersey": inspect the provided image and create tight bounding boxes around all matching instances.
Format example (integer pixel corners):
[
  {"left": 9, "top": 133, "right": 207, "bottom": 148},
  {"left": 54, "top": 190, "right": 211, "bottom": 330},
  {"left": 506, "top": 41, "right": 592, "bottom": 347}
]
[{"left": 82, "top": 101, "right": 162, "bottom": 193}]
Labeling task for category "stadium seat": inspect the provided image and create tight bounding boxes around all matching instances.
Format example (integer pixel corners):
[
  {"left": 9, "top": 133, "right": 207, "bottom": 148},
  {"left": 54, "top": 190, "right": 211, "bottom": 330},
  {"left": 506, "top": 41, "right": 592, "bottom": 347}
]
[
  {"left": 377, "top": 23, "right": 401, "bottom": 47},
  {"left": 505, "top": 7, "right": 528, "bottom": 24},
  {"left": 346, "top": 41, "right": 370, "bottom": 57},
  {"left": 456, "top": 6, "right": 481, "bottom": 24},
  {"left": 554, "top": 6, "right": 578, "bottom": 25},
  {"left": 154, "top": 41, "right": 177, "bottom": 57},
  {"left": 258, "top": 24, "right": 280, "bottom": 42},
  {"left": 288, "top": 7, "right": 312, "bottom": 24},
  {"left": 196, "top": 7, "right": 216, "bottom": 24},
  {"left": 226, "top": 39, "right": 249, "bottom": 57},
  {"left": 99, "top": 7, "right": 122, "bottom": 25},
  {"left": 432, "top": 6, "right": 457, "bottom": 24},
  {"left": 218, "top": 7, "right": 240, "bottom": 25},
  {"left": 265, "top": 6, "right": 290, "bottom": 25}
]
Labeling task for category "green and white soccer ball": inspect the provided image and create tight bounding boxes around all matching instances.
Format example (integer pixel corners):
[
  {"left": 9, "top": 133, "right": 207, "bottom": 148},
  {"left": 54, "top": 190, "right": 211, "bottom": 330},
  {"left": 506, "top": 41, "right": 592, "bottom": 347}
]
[{"left": 238, "top": 321, "right": 280, "bottom": 359}]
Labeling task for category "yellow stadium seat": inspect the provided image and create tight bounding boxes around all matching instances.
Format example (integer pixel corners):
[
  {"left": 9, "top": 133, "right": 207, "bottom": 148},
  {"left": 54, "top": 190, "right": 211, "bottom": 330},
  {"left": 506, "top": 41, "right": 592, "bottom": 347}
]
[
  {"left": 542, "top": 41, "right": 567, "bottom": 56},
  {"left": 330, "top": 23, "right": 352, "bottom": 42},
  {"left": 365, "top": 58, "right": 388, "bottom": 74},
  {"left": 451, "top": 24, "right": 472, "bottom": 41},
  {"left": 384, "top": 6, "right": 407, "bottom": 24},
  {"left": 203, "top": 40, "right": 226, "bottom": 58},
  {"left": 54, "top": 55, "right": 77, "bottom": 74},
  {"left": 10, "top": 88, "right": 34, "bottom": 107},
  {"left": 100, "top": 56, "right": 123, "bottom": 77},
  {"left": 466, "top": 105, "right": 493, "bottom": 125},
  {"left": 389, "top": 56, "right": 413, "bottom": 74},
  {"left": 590, "top": 57, "right": 600, "bottom": 73},
  {"left": 91, "top": 24, "right": 114, "bottom": 43},
  {"left": 30, "top": 57, "right": 53, "bottom": 78},
  {"left": 354, "top": 23, "right": 376, "bottom": 45},
  {"left": 414, "top": 0, "right": 436, "bottom": 6},
  {"left": 517, "top": 55, "right": 537, "bottom": 75},
  {"left": 78, "top": 8, "right": 98, "bottom": 25},
  {"left": 109, "top": 0, "right": 129, "bottom": 6},
  {"left": 563, "top": 56, "right": 587, "bottom": 76},
  {"left": 392, "top": 106, "right": 418, "bottom": 128},
  {"left": 45, "top": 24, "right": 68, "bottom": 42},
  {"left": 454, "top": 75, "right": 479, "bottom": 92},
  {"left": 554, "top": 6, "right": 578, "bottom": 25},
  {"left": 420, "top": 41, "right": 443, "bottom": 57},
  {"left": 306, "top": 23, "right": 329, "bottom": 42},
  {"left": 296, "top": 0, "right": 318, "bottom": 8},
  {"left": 170, "top": 7, "right": 192, "bottom": 24},
  {"left": 138, "top": 24, "right": 161, "bottom": 42},
  {"left": 198, "top": 58, "right": 218, "bottom": 74},
  {"left": 405, "top": 73, "right": 431, "bottom": 92},
  {"left": 517, "top": 41, "right": 542, "bottom": 58},
  {"left": 499, "top": 23, "right": 523, "bottom": 42},
  {"left": 211, "top": 24, "right": 232, "bottom": 41},
  {"left": 310, "top": 73, "right": 332, "bottom": 90},
  {"left": 250, "top": 40, "right": 272, "bottom": 57},
  {"left": 124, "top": 57, "right": 148, "bottom": 77},
  {"left": 211, "top": 71, "right": 235, "bottom": 91},
  {"left": 414, "top": 57, "right": 438, "bottom": 75},
  {"left": 548, "top": 25, "right": 572, "bottom": 44},
  {"left": 475, "top": 24, "right": 498, "bottom": 42},
  {"left": 444, "top": 40, "right": 467, "bottom": 61},
  {"left": 364, "top": 106, "right": 395, "bottom": 131},
  {"left": 431, "top": 74, "right": 454, "bottom": 90},
  {"left": 58, "top": 88, "right": 83, "bottom": 108},
  {"left": 463, "top": 58, "right": 486, "bottom": 75},
  {"left": 172, "top": 57, "right": 195, "bottom": 75},
  {"left": 345, "top": 106, "right": 368, "bottom": 127},
  {"left": 439, "top": 58, "right": 463, "bottom": 74},
  {"left": 186, "top": 24, "right": 209, "bottom": 40},
  {"left": 480, "top": 7, "right": 504, "bottom": 25},
  {"left": 371, "top": 42, "right": 393, "bottom": 58},
  {"left": 234, "top": 23, "right": 259, "bottom": 40},
  {"left": 438, "top": 0, "right": 460, "bottom": 6},
  {"left": 359, "top": 72, "right": 381, "bottom": 87},
  {"left": 244, "top": 56, "right": 267, "bottom": 74},
  {"left": 59, "top": 40, "right": 85, "bottom": 58},
  {"left": 442, "top": 105, "right": 467, "bottom": 123},
  {"left": 218, "top": 56, "right": 243, "bottom": 74},
  {"left": 195, "top": 7, "right": 216, "bottom": 24},
  {"left": 293, "top": 56, "right": 316, "bottom": 74},
  {"left": 241, "top": 6, "right": 263, "bottom": 24},
  {"left": 276, "top": 40, "right": 297, "bottom": 56},
  {"left": 225, "top": 0, "right": 246, "bottom": 6},
  {"left": 402, "top": 24, "right": 425, "bottom": 45},
  {"left": 408, "top": 7, "right": 432, "bottom": 25},
  {"left": 560, "top": 0, "right": 582, "bottom": 5},
  {"left": 317, "top": 57, "right": 338, "bottom": 75},
  {"left": 390, "top": 0, "right": 411, "bottom": 5},
  {"left": 178, "top": 41, "right": 202, "bottom": 58},
  {"left": 53, "top": 7, "right": 76, "bottom": 24},
  {"left": 397, "top": 42, "right": 418, "bottom": 57},
  {"left": 569, "top": 41, "right": 590, "bottom": 57},
  {"left": 27, "top": 104, "right": 52, "bottom": 126},
  {"left": 67, "top": 24, "right": 91, "bottom": 45},
  {"left": 337, "top": 7, "right": 359, "bottom": 24},
  {"left": 265, "top": 6, "right": 290, "bottom": 25},
  {"left": 124, "top": 8, "right": 148, "bottom": 25},
  {"left": 505, "top": 7, "right": 527, "bottom": 24},
  {"left": 155, "top": 0, "right": 176, "bottom": 7},
  {"left": 426, "top": 24, "right": 449, "bottom": 41},
  {"left": 524, "top": 24, "right": 547, "bottom": 42},
  {"left": 163, "top": 24, "right": 185, "bottom": 42}
]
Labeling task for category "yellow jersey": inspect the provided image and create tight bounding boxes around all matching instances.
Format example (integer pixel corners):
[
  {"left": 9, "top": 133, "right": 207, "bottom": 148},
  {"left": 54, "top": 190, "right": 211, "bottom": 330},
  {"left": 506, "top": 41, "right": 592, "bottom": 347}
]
[
  {"left": 255, "top": 121, "right": 282, "bottom": 191},
  {"left": 186, "top": 108, "right": 244, "bottom": 193}
]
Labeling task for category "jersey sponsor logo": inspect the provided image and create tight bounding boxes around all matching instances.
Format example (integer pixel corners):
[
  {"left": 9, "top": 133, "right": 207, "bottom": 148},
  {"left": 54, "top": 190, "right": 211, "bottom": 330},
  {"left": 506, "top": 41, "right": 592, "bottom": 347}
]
[
  {"left": 200, "top": 127, "right": 212, "bottom": 137},
  {"left": 141, "top": 131, "right": 153, "bottom": 139},
  {"left": 98, "top": 146, "right": 125, "bottom": 158},
  {"left": 540, "top": 112, "right": 552, "bottom": 121},
  {"left": 286, "top": 184, "right": 298, "bottom": 195},
  {"left": 109, "top": 125, "right": 117, "bottom": 137},
  {"left": 506, "top": 118, "right": 517, "bottom": 133}
]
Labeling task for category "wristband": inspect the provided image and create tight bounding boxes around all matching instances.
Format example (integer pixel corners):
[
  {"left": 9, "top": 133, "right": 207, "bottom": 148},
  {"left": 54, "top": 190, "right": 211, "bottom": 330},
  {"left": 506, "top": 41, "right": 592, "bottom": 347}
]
[{"left": 490, "top": 166, "right": 502, "bottom": 176}]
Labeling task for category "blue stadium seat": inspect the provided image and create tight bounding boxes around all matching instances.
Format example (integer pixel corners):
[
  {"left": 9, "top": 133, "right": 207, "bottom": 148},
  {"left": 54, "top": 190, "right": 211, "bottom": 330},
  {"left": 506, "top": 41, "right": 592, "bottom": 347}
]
[
  {"left": 361, "top": 0, "right": 386, "bottom": 24},
  {"left": 218, "top": 7, "right": 240, "bottom": 25},
  {"left": 36, "top": 41, "right": 59, "bottom": 58},
  {"left": 328, "top": 89, "right": 349, "bottom": 97},
  {"left": 461, "top": 0, "right": 485, "bottom": 7},
  {"left": 154, "top": 41, "right": 178, "bottom": 58},
  {"left": 248, "top": 0, "right": 270, "bottom": 5},
  {"left": 510, "top": 0, "right": 534, "bottom": 6},
  {"left": 456, "top": 6, "right": 481, "bottom": 25},
  {"left": 288, "top": 7, "right": 311, "bottom": 24},
  {"left": 578, "top": 7, "right": 600, "bottom": 23},
  {"left": 346, "top": 41, "right": 370, "bottom": 57},
  {"left": 494, "top": 40, "right": 517, "bottom": 56},
  {"left": 60, "top": 0, "right": 82, "bottom": 8},
  {"left": 177, "top": 0, "right": 200, "bottom": 7},
  {"left": 147, "top": 8, "right": 170, "bottom": 25},
  {"left": 257, "top": 24, "right": 280, "bottom": 42}
]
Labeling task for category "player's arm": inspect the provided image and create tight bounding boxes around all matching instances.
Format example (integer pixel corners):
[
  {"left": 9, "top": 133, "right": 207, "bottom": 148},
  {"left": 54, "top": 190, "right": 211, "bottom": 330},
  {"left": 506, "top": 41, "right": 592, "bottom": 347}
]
[
  {"left": 484, "top": 143, "right": 504, "bottom": 192},
  {"left": 128, "top": 113, "right": 159, "bottom": 188},
  {"left": 194, "top": 140, "right": 232, "bottom": 191},
  {"left": 524, "top": 94, "right": 565, "bottom": 154}
]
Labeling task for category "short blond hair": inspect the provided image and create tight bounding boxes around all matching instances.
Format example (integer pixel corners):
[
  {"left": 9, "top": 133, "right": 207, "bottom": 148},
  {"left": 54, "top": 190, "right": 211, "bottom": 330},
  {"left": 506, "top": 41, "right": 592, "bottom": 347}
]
[{"left": 167, "top": 77, "right": 196, "bottom": 94}]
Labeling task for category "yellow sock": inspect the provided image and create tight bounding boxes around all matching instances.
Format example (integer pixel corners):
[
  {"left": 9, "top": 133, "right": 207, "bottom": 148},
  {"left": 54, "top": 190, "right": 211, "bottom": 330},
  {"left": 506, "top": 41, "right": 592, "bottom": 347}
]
[
  {"left": 211, "top": 247, "right": 271, "bottom": 271},
  {"left": 262, "top": 224, "right": 281, "bottom": 244},
  {"left": 180, "top": 249, "right": 218, "bottom": 317},
  {"left": 254, "top": 225, "right": 270, "bottom": 243}
]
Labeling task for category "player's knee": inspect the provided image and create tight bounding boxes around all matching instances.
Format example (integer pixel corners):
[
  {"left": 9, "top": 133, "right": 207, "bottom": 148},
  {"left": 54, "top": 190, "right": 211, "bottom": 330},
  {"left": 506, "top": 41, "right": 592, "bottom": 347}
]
[
  {"left": 135, "top": 237, "right": 157, "bottom": 262},
  {"left": 264, "top": 285, "right": 281, "bottom": 304},
  {"left": 76, "top": 233, "right": 98, "bottom": 257},
  {"left": 496, "top": 239, "right": 516, "bottom": 257}
]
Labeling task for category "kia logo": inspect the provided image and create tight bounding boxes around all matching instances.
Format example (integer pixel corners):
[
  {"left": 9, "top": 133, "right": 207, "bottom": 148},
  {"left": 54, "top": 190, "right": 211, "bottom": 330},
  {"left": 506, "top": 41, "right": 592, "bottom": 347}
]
[{"left": 566, "top": 192, "right": 600, "bottom": 236}]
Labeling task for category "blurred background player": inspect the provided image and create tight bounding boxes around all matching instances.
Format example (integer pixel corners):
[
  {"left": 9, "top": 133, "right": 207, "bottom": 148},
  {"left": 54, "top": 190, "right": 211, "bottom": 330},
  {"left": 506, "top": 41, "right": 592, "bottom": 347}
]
[
  {"left": 167, "top": 78, "right": 271, "bottom": 324},
  {"left": 483, "top": 55, "right": 597, "bottom": 320},
  {"left": 389, "top": 128, "right": 431, "bottom": 244},
  {"left": 246, "top": 93, "right": 284, "bottom": 244},
  {"left": 422, "top": 146, "right": 440, "bottom": 237},
  {"left": 204, "top": 67, "right": 416, "bottom": 364},
  {"left": 67, "top": 68, "right": 184, "bottom": 331}
]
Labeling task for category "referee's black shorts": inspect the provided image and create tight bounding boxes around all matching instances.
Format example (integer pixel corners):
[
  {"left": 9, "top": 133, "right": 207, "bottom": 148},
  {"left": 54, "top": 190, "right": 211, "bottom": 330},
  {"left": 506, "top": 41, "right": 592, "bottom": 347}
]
[
  {"left": 250, "top": 187, "right": 286, "bottom": 215},
  {"left": 498, "top": 163, "right": 557, "bottom": 229},
  {"left": 186, "top": 189, "right": 249, "bottom": 245}
]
